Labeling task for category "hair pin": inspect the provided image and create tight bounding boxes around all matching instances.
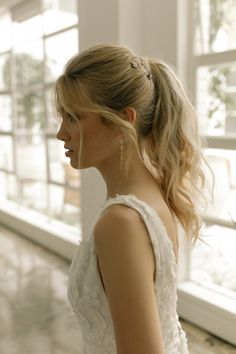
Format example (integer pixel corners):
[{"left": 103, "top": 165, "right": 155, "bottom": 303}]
[
  {"left": 147, "top": 71, "right": 153, "bottom": 80},
  {"left": 130, "top": 62, "right": 139, "bottom": 69}
]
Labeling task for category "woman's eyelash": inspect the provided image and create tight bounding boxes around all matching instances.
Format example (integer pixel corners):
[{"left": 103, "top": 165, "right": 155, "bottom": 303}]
[{"left": 66, "top": 114, "right": 77, "bottom": 122}]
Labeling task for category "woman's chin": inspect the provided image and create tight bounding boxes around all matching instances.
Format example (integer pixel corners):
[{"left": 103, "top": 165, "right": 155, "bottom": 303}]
[
  {"left": 69, "top": 156, "right": 88, "bottom": 170},
  {"left": 69, "top": 159, "right": 77, "bottom": 168},
  {"left": 70, "top": 159, "right": 82, "bottom": 170}
]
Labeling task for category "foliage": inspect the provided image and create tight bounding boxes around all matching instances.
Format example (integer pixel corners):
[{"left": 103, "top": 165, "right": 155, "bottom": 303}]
[
  {"left": 209, "top": 0, "right": 235, "bottom": 46},
  {"left": 208, "top": 67, "right": 234, "bottom": 122},
  {"left": 208, "top": 0, "right": 236, "bottom": 126},
  {"left": 3, "top": 53, "right": 51, "bottom": 131}
]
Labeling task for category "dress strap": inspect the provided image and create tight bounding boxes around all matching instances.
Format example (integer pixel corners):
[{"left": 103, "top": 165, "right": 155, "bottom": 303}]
[{"left": 99, "top": 193, "right": 178, "bottom": 279}]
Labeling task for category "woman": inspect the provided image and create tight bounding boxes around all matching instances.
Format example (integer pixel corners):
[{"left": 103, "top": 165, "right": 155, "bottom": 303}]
[{"left": 55, "top": 44, "right": 209, "bottom": 354}]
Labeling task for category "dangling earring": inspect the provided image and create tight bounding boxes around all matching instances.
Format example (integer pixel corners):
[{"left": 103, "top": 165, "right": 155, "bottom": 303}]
[{"left": 120, "top": 136, "right": 124, "bottom": 170}]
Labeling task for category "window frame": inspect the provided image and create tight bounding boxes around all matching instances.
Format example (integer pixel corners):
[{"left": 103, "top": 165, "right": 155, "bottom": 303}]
[
  {"left": 177, "top": 0, "right": 236, "bottom": 346},
  {"left": 0, "top": 3, "right": 81, "bottom": 239}
]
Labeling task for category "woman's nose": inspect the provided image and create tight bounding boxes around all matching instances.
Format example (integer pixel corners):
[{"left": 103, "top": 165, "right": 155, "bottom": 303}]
[{"left": 56, "top": 124, "right": 69, "bottom": 141}]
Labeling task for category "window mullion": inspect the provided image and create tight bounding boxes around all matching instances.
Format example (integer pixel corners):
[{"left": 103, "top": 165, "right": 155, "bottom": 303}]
[
  {"left": 202, "top": 215, "right": 236, "bottom": 230},
  {"left": 194, "top": 49, "right": 236, "bottom": 67},
  {"left": 204, "top": 135, "right": 236, "bottom": 150}
]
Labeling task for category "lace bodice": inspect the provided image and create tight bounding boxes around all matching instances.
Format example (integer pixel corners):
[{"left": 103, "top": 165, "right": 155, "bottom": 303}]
[{"left": 67, "top": 193, "right": 190, "bottom": 353}]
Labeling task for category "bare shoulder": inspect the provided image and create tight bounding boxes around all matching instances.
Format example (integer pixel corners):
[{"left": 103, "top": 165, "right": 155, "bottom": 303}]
[
  {"left": 96, "top": 202, "right": 138, "bottom": 226},
  {"left": 94, "top": 203, "right": 153, "bottom": 257}
]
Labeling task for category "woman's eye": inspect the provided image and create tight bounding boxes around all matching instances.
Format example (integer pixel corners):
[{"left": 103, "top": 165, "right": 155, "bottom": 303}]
[{"left": 66, "top": 114, "right": 76, "bottom": 123}]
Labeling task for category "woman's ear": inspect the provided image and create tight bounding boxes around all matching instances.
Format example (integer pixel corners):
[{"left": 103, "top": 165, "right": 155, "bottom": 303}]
[{"left": 121, "top": 107, "right": 137, "bottom": 126}]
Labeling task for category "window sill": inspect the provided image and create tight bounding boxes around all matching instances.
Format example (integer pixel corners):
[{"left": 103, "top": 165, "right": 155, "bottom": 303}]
[
  {"left": 177, "top": 281, "right": 236, "bottom": 346},
  {"left": 0, "top": 200, "right": 81, "bottom": 261}
]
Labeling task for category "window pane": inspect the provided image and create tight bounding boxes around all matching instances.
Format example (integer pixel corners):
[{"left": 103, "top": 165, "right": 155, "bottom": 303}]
[
  {"left": 18, "top": 179, "right": 48, "bottom": 212},
  {"left": 0, "top": 135, "right": 13, "bottom": 171},
  {"left": 194, "top": 0, "right": 236, "bottom": 54},
  {"left": 45, "top": 29, "right": 78, "bottom": 82},
  {"left": 13, "top": 15, "right": 43, "bottom": 47},
  {"left": 16, "top": 87, "right": 45, "bottom": 132},
  {"left": 48, "top": 138, "right": 65, "bottom": 184},
  {"left": 16, "top": 135, "right": 46, "bottom": 181},
  {"left": 0, "top": 12, "right": 12, "bottom": 52},
  {"left": 46, "top": 86, "right": 58, "bottom": 131},
  {"left": 191, "top": 224, "right": 236, "bottom": 295},
  {"left": 14, "top": 41, "right": 43, "bottom": 88},
  {"left": 0, "top": 4, "right": 81, "bottom": 233},
  {"left": 48, "top": 138, "right": 81, "bottom": 229},
  {"left": 49, "top": 184, "right": 81, "bottom": 229},
  {"left": 0, "top": 95, "right": 12, "bottom": 132},
  {"left": 204, "top": 148, "right": 236, "bottom": 223},
  {"left": 0, "top": 54, "right": 11, "bottom": 90},
  {"left": 43, "top": 0, "right": 78, "bottom": 35},
  {"left": 0, "top": 172, "right": 17, "bottom": 202},
  {"left": 197, "top": 63, "right": 236, "bottom": 136},
  {"left": 48, "top": 138, "right": 80, "bottom": 188}
]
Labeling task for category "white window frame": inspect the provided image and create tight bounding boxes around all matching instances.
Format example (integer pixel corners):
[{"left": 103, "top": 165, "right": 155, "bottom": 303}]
[
  {"left": 177, "top": 0, "right": 236, "bottom": 346},
  {"left": 0, "top": 1, "right": 81, "bottom": 252}
]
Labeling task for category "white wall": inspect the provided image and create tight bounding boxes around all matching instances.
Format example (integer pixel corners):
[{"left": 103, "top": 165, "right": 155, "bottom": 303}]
[
  {"left": 141, "top": 0, "right": 178, "bottom": 62},
  {"left": 78, "top": 0, "right": 178, "bottom": 62},
  {"left": 0, "top": 0, "right": 22, "bottom": 12},
  {"left": 78, "top": 0, "right": 119, "bottom": 49}
]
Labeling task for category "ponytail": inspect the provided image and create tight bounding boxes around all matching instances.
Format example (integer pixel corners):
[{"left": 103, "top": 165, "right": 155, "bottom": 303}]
[{"left": 145, "top": 59, "right": 212, "bottom": 245}]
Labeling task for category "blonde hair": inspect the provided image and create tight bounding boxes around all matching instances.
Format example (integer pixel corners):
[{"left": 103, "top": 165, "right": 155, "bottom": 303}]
[{"left": 54, "top": 43, "right": 213, "bottom": 246}]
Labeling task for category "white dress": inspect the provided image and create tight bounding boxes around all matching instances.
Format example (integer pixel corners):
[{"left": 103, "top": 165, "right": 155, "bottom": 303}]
[{"left": 68, "top": 193, "right": 190, "bottom": 354}]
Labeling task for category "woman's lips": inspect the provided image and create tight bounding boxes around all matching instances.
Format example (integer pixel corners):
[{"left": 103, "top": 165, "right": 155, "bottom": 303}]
[{"left": 65, "top": 150, "right": 74, "bottom": 157}]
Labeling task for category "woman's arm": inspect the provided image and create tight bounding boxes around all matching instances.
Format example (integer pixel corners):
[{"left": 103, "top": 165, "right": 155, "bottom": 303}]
[{"left": 94, "top": 204, "right": 165, "bottom": 354}]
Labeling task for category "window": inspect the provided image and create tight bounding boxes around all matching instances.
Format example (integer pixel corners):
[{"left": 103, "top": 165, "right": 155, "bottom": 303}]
[
  {"left": 0, "top": 0, "right": 80, "bottom": 236},
  {"left": 190, "top": 0, "right": 236, "bottom": 296},
  {"left": 178, "top": 0, "right": 236, "bottom": 345}
]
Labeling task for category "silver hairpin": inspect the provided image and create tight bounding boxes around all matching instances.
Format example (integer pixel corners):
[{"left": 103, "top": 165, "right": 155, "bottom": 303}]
[
  {"left": 147, "top": 71, "right": 153, "bottom": 80},
  {"left": 130, "top": 62, "right": 139, "bottom": 69},
  {"left": 130, "top": 60, "right": 153, "bottom": 81}
]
